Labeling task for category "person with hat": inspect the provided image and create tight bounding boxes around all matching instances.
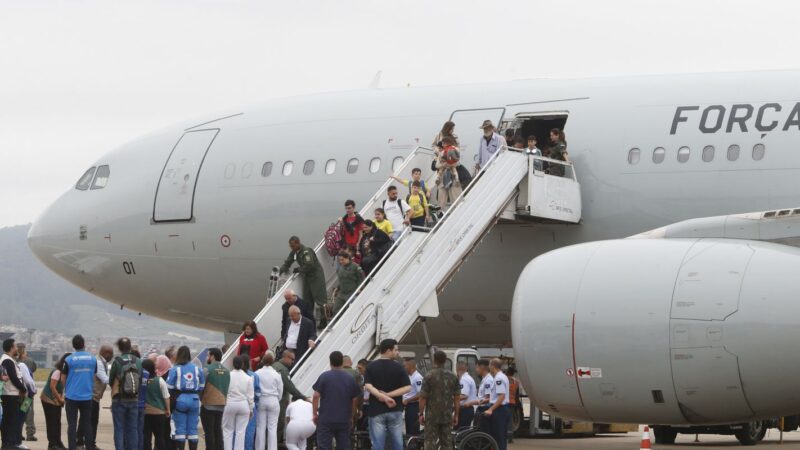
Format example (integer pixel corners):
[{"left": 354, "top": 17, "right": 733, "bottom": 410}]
[{"left": 476, "top": 120, "right": 507, "bottom": 171}]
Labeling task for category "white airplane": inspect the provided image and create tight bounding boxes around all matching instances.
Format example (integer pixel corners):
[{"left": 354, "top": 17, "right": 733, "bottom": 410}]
[{"left": 28, "top": 69, "right": 800, "bottom": 430}]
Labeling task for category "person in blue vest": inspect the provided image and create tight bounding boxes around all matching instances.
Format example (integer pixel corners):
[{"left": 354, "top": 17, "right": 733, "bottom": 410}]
[
  {"left": 167, "top": 346, "right": 205, "bottom": 450},
  {"left": 60, "top": 335, "right": 97, "bottom": 450}
]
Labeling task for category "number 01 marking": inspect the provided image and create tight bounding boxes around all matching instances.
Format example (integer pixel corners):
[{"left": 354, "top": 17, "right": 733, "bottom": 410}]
[{"left": 123, "top": 261, "right": 137, "bottom": 275}]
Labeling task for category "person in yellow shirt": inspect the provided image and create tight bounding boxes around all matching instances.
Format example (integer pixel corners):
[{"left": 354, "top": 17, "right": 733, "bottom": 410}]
[
  {"left": 374, "top": 208, "right": 394, "bottom": 237},
  {"left": 391, "top": 168, "right": 431, "bottom": 199},
  {"left": 406, "top": 181, "right": 429, "bottom": 227}
]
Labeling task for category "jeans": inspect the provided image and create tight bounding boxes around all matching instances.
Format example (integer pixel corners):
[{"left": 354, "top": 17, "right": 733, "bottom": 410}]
[
  {"left": 111, "top": 400, "right": 139, "bottom": 450},
  {"left": 368, "top": 411, "right": 404, "bottom": 450},
  {"left": 137, "top": 407, "right": 144, "bottom": 450},
  {"left": 316, "top": 422, "right": 349, "bottom": 450},
  {"left": 66, "top": 399, "right": 94, "bottom": 450},
  {"left": 77, "top": 400, "right": 100, "bottom": 447}
]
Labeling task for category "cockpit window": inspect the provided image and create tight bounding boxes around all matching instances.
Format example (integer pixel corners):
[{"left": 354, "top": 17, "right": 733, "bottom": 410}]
[
  {"left": 75, "top": 167, "right": 96, "bottom": 191},
  {"left": 91, "top": 165, "right": 110, "bottom": 189}
]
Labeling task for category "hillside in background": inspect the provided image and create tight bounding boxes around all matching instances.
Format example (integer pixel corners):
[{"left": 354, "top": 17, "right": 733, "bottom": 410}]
[{"left": 0, "top": 224, "right": 220, "bottom": 341}]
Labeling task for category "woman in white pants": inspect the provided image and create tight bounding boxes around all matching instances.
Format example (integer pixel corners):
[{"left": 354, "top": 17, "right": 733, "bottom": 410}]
[
  {"left": 255, "top": 352, "right": 283, "bottom": 450},
  {"left": 284, "top": 399, "right": 315, "bottom": 450},
  {"left": 223, "top": 356, "right": 255, "bottom": 450}
]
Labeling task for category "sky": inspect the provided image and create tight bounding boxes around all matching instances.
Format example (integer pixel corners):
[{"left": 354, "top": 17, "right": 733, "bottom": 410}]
[{"left": 1, "top": 0, "right": 799, "bottom": 227}]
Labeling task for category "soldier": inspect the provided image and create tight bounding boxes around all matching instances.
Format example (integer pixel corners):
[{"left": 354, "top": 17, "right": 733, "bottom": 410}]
[
  {"left": 475, "top": 359, "right": 493, "bottom": 434},
  {"left": 333, "top": 251, "right": 365, "bottom": 314},
  {"left": 280, "top": 236, "right": 328, "bottom": 329},
  {"left": 456, "top": 362, "right": 477, "bottom": 429},
  {"left": 418, "top": 351, "right": 460, "bottom": 450},
  {"left": 483, "top": 359, "right": 510, "bottom": 450}
]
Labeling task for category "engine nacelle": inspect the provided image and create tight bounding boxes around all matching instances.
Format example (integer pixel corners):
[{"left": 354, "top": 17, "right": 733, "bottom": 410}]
[{"left": 512, "top": 238, "right": 800, "bottom": 425}]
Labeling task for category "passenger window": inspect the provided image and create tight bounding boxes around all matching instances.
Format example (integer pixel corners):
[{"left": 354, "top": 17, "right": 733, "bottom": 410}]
[
  {"left": 282, "top": 161, "right": 294, "bottom": 176},
  {"left": 652, "top": 147, "right": 665, "bottom": 164},
  {"left": 627, "top": 148, "right": 640, "bottom": 165},
  {"left": 261, "top": 162, "right": 273, "bottom": 177},
  {"left": 369, "top": 157, "right": 381, "bottom": 173},
  {"left": 392, "top": 156, "right": 404, "bottom": 172},
  {"left": 75, "top": 167, "right": 96, "bottom": 191},
  {"left": 727, "top": 144, "right": 740, "bottom": 161},
  {"left": 347, "top": 158, "right": 359, "bottom": 174},
  {"left": 702, "top": 145, "right": 715, "bottom": 162},
  {"left": 677, "top": 146, "right": 690, "bottom": 163},
  {"left": 752, "top": 143, "right": 765, "bottom": 161},
  {"left": 91, "top": 165, "right": 110, "bottom": 189},
  {"left": 303, "top": 160, "right": 315, "bottom": 175},
  {"left": 325, "top": 159, "right": 337, "bottom": 175}
]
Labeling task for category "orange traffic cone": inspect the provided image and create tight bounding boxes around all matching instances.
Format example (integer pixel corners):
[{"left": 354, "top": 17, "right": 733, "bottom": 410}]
[{"left": 640, "top": 425, "right": 652, "bottom": 449}]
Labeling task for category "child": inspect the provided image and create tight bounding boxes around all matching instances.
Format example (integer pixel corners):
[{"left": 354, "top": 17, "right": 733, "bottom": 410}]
[
  {"left": 374, "top": 208, "right": 394, "bottom": 238},
  {"left": 437, "top": 135, "right": 460, "bottom": 188},
  {"left": 406, "top": 181, "right": 429, "bottom": 227},
  {"left": 391, "top": 168, "right": 431, "bottom": 198}
]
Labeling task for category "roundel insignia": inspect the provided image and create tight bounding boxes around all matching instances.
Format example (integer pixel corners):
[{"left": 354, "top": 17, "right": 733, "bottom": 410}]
[
  {"left": 416, "top": 380, "right": 422, "bottom": 385},
  {"left": 185, "top": 372, "right": 194, "bottom": 380},
  {"left": 496, "top": 380, "right": 502, "bottom": 385},
  {"left": 220, "top": 235, "right": 231, "bottom": 248},
  {"left": 459, "top": 383, "right": 463, "bottom": 389}
]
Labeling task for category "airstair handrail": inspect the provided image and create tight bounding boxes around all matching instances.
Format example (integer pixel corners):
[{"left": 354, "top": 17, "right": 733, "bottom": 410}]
[
  {"left": 530, "top": 155, "right": 578, "bottom": 183},
  {"left": 221, "top": 146, "right": 437, "bottom": 365},
  {"left": 289, "top": 226, "right": 414, "bottom": 375},
  {"left": 381, "top": 145, "right": 512, "bottom": 292}
]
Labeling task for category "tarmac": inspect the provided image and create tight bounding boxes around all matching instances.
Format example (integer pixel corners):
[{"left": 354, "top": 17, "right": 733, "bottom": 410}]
[{"left": 18, "top": 397, "right": 800, "bottom": 450}]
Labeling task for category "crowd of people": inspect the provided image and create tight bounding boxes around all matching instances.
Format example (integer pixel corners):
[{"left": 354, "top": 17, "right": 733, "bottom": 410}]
[{"left": 0, "top": 335, "right": 519, "bottom": 450}]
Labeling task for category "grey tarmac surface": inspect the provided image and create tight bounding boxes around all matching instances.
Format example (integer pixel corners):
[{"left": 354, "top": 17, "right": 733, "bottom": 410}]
[{"left": 20, "top": 397, "right": 800, "bottom": 449}]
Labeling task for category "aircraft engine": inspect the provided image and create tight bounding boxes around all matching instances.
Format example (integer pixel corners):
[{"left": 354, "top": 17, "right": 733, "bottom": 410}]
[{"left": 512, "top": 238, "right": 800, "bottom": 425}]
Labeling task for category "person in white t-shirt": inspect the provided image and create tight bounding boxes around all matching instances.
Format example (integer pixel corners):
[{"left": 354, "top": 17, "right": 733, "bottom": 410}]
[
  {"left": 284, "top": 399, "right": 315, "bottom": 450},
  {"left": 381, "top": 186, "right": 411, "bottom": 240}
]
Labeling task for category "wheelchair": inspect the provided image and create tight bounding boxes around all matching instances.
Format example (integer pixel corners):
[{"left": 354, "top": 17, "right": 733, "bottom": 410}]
[{"left": 405, "top": 426, "right": 498, "bottom": 450}]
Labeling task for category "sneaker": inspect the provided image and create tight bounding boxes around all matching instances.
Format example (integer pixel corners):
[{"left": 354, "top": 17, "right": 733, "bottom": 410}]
[{"left": 16, "top": 444, "right": 31, "bottom": 450}]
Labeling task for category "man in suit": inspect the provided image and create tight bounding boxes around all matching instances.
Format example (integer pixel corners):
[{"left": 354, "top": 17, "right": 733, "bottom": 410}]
[
  {"left": 282, "top": 306, "right": 317, "bottom": 362},
  {"left": 280, "top": 289, "right": 315, "bottom": 340}
]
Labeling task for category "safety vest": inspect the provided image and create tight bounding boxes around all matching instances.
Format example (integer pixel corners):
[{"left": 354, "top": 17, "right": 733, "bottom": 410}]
[
  {"left": 41, "top": 369, "right": 64, "bottom": 405},
  {"left": 508, "top": 378, "right": 519, "bottom": 405},
  {"left": 202, "top": 362, "right": 230, "bottom": 406},
  {"left": 145, "top": 378, "right": 168, "bottom": 415}
]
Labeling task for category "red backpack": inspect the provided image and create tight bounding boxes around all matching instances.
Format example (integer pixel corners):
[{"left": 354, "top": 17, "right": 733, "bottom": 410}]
[{"left": 324, "top": 222, "right": 343, "bottom": 257}]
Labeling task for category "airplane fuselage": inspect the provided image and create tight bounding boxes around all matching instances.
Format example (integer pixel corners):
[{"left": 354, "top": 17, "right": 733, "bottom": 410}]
[{"left": 28, "top": 70, "right": 800, "bottom": 346}]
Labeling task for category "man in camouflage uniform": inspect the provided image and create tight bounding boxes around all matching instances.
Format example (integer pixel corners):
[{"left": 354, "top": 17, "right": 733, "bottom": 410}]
[
  {"left": 280, "top": 236, "right": 328, "bottom": 328},
  {"left": 419, "top": 351, "right": 461, "bottom": 450}
]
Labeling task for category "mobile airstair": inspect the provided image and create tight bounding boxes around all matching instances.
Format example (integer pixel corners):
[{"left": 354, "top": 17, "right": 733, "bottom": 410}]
[{"left": 222, "top": 145, "right": 581, "bottom": 394}]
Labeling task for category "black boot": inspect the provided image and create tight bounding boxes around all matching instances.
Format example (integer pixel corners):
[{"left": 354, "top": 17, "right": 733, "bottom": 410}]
[{"left": 175, "top": 441, "right": 185, "bottom": 450}]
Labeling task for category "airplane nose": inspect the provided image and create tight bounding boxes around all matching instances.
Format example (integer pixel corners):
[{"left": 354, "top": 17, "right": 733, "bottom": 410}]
[{"left": 28, "top": 193, "right": 97, "bottom": 291}]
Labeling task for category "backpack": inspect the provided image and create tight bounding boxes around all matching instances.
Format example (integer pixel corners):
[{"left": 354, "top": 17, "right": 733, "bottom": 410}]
[
  {"left": 382, "top": 198, "right": 404, "bottom": 213},
  {"left": 116, "top": 356, "right": 141, "bottom": 398},
  {"left": 324, "top": 222, "right": 343, "bottom": 257}
]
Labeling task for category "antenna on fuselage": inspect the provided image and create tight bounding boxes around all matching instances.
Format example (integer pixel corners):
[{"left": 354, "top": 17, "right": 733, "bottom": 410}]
[{"left": 368, "top": 70, "right": 382, "bottom": 89}]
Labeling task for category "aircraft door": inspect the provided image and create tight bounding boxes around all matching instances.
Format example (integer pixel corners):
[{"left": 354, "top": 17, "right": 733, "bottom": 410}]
[
  {"left": 449, "top": 108, "right": 505, "bottom": 166},
  {"left": 153, "top": 129, "right": 219, "bottom": 222}
]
